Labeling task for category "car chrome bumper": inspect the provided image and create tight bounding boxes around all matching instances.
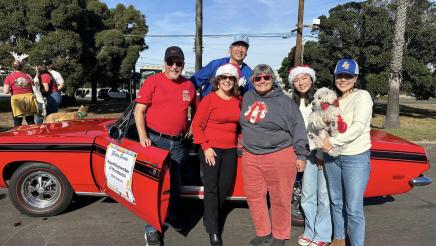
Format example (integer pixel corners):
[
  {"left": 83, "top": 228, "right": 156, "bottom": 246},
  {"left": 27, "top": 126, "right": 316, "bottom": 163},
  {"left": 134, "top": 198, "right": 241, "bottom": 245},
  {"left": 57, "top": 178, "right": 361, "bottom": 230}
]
[{"left": 410, "top": 175, "right": 432, "bottom": 186}]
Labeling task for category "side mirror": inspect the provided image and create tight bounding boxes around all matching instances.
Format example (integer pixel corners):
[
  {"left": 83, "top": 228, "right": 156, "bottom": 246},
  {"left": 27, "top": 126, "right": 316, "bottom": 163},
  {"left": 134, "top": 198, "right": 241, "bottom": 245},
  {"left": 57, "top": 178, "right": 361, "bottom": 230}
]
[{"left": 109, "top": 126, "right": 123, "bottom": 141}]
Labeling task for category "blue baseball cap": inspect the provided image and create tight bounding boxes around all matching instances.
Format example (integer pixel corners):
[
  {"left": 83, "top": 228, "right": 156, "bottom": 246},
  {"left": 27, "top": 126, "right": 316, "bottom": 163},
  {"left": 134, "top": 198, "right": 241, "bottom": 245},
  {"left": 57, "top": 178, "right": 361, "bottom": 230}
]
[{"left": 334, "top": 58, "right": 359, "bottom": 76}]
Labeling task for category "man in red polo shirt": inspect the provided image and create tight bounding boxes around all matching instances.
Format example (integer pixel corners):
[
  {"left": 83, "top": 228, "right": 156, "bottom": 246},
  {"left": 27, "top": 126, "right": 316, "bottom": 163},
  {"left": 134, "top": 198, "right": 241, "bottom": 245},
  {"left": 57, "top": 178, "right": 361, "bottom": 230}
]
[{"left": 134, "top": 46, "right": 196, "bottom": 246}]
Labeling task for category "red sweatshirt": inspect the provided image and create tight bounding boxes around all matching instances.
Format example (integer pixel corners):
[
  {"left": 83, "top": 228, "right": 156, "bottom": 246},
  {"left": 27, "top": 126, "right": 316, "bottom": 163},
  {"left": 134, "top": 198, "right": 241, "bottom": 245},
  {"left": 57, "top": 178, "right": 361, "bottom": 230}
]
[{"left": 192, "top": 92, "right": 241, "bottom": 150}]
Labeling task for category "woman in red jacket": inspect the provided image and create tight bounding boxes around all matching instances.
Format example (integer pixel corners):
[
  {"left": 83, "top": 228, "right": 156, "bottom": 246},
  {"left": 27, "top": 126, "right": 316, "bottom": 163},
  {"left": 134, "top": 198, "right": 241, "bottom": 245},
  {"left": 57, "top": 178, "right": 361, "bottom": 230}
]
[{"left": 192, "top": 63, "right": 241, "bottom": 246}]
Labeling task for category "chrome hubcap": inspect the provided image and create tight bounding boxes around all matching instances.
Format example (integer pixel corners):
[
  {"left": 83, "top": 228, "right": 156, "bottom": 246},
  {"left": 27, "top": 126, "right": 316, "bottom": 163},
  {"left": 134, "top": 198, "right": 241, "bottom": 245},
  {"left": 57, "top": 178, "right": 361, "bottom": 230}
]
[{"left": 20, "top": 171, "right": 62, "bottom": 209}]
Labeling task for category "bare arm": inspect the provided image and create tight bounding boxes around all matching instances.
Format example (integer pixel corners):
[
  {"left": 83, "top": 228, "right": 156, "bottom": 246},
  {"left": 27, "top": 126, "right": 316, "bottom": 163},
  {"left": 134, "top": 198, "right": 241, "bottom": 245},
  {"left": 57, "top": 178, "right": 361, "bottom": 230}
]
[
  {"left": 41, "top": 83, "right": 49, "bottom": 93},
  {"left": 3, "top": 84, "right": 10, "bottom": 94},
  {"left": 134, "top": 103, "right": 151, "bottom": 147},
  {"left": 57, "top": 83, "right": 65, "bottom": 91}
]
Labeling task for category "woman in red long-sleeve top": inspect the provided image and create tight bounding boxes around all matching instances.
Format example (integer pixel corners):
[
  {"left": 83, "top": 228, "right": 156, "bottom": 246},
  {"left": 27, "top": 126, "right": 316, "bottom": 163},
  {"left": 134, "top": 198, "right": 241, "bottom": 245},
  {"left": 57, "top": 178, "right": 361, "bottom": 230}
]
[{"left": 192, "top": 63, "right": 241, "bottom": 246}]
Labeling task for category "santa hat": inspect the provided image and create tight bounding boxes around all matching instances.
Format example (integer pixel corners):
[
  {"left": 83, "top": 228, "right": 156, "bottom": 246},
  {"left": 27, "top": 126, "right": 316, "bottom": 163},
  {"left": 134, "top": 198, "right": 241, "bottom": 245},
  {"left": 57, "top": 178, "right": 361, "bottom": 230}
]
[
  {"left": 288, "top": 65, "right": 316, "bottom": 86},
  {"left": 215, "top": 63, "right": 240, "bottom": 80}
]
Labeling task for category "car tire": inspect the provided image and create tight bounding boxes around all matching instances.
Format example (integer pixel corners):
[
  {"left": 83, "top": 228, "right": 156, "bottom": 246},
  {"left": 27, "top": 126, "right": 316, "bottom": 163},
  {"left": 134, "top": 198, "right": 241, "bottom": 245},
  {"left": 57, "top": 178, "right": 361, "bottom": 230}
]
[
  {"left": 291, "top": 180, "right": 304, "bottom": 227},
  {"left": 8, "top": 163, "right": 73, "bottom": 217}
]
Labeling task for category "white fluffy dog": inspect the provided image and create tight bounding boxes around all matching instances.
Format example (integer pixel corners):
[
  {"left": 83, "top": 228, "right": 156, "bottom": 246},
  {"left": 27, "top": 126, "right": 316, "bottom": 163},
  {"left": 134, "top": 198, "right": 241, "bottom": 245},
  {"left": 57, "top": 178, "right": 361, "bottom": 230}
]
[{"left": 308, "top": 87, "right": 347, "bottom": 157}]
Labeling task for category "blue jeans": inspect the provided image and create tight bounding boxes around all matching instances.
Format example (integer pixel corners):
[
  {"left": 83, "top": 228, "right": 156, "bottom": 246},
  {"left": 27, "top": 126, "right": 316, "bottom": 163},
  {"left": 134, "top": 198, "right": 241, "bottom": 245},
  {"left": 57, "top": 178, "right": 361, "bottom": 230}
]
[
  {"left": 324, "top": 151, "right": 370, "bottom": 246},
  {"left": 301, "top": 151, "right": 332, "bottom": 242},
  {"left": 144, "top": 131, "right": 186, "bottom": 233},
  {"left": 46, "top": 92, "right": 61, "bottom": 115}
]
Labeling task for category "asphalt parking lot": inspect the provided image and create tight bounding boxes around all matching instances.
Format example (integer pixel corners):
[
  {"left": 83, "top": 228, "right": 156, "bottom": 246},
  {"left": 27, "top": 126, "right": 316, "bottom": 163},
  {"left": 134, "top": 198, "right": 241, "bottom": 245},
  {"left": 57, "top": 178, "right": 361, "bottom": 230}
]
[{"left": 0, "top": 144, "right": 435, "bottom": 246}]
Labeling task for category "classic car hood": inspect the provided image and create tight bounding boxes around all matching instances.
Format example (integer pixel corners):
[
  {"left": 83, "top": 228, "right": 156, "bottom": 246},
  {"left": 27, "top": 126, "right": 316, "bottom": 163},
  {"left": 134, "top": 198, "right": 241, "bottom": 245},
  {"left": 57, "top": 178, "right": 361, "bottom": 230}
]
[
  {"left": 0, "top": 118, "right": 116, "bottom": 139},
  {"left": 371, "top": 129, "right": 426, "bottom": 154}
]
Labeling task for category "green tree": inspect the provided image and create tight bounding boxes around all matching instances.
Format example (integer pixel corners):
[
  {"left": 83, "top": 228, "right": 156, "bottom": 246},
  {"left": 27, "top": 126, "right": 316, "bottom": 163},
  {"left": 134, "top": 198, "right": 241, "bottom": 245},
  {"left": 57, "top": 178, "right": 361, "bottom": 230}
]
[
  {"left": 0, "top": 0, "right": 148, "bottom": 103},
  {"left": 279, "top": 0, "right": 435, "bottom": 100}
]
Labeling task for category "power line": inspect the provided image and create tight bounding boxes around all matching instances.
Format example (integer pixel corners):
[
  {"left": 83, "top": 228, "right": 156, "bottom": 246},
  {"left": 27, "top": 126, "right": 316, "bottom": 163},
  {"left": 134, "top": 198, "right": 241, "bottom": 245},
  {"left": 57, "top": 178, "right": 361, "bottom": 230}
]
[{"left": 126, "top": 32, "right": 299, "bottom": 38}]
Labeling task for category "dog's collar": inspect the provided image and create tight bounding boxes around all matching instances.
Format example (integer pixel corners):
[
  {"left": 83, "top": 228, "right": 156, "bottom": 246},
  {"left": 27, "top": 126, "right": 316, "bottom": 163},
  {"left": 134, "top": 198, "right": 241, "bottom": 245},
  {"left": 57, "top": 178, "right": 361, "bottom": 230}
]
[{"left": 77, "top": 111, "right": 87, "bottom": 119}]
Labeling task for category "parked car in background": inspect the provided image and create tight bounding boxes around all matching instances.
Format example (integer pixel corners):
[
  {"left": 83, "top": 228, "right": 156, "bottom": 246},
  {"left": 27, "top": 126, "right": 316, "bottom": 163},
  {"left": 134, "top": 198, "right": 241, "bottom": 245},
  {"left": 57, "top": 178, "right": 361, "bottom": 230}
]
[
  {"left": 0, "top": 102, "right": 431, "bottom": 231},
  {"left": 98, "top": 88, "right": 130, "bottom": 100}
]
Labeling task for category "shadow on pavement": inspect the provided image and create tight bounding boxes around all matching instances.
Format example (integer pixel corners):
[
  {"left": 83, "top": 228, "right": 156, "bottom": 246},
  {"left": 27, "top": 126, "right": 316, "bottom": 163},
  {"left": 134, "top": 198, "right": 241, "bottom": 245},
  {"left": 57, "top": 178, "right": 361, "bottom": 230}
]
[
  {"left": 101, "top": 197, "right": 117, "bottom": 203},
  {"left": 63, "top": 195, "right": 103, "bottom": 214},
  {"left": 364, "top": 195, "right": 395, "bottom": 206},
  {"left": 163, "top": 199, "right": 204, "bottom": 237},
  {"left": 0, "top": 193, "right": 6, "bottom": 200},
  {"left": 219, "top": 201, "right": 248, "bottom": 233}
]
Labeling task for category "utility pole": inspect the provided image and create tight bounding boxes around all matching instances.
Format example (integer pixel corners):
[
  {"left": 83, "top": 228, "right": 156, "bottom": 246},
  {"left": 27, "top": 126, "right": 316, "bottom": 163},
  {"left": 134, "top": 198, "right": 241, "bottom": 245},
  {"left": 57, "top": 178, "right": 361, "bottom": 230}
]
[
  {"left": 195, "top": 0, "right": 203, "bottom": 72},
  {"left": 294, "top": 0, "right": 305, "bottom": 66}
]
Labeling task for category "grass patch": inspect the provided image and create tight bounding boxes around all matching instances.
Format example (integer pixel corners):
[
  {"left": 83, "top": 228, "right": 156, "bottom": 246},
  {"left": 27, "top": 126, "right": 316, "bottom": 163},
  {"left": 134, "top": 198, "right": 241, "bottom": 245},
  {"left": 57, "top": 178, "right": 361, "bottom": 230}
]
[
  {"left": 372, "top": 115, "right": 436, "bottom": 141},
  {"left": 372, "top": 101, "right": 436, "bottom": 141}
]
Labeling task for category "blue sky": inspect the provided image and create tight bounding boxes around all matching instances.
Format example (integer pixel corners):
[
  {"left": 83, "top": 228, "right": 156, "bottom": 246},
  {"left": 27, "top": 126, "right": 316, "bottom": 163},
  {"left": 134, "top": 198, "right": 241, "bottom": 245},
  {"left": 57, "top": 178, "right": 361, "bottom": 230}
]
[{"left": 102, "top": 0, "right": 363, "bottom": 71}]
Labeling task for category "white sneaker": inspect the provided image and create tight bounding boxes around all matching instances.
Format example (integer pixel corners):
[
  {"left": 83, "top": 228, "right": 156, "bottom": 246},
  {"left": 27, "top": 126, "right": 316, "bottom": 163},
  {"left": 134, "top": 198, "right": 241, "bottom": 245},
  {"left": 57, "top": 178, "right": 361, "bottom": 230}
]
[{"left": 298, "top": 234, "right": 312, "bottom": 246}]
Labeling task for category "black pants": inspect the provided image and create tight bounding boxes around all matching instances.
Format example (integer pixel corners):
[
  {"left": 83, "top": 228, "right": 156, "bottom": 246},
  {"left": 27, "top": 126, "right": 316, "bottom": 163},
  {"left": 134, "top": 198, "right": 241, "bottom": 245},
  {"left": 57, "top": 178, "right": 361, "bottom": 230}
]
[
  {"left": 13, "top": 115, "right": 35, "bottom": 127},
  {"left": 200, "top": 147, "right": 237, "bottom": 234}
]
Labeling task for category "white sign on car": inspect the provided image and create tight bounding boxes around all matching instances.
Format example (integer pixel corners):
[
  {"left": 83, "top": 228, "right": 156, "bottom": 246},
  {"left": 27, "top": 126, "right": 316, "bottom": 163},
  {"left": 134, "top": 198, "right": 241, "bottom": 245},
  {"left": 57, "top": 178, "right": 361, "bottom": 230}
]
[{"left": 104, "top": 143, "right": 137, "bottom": 204}]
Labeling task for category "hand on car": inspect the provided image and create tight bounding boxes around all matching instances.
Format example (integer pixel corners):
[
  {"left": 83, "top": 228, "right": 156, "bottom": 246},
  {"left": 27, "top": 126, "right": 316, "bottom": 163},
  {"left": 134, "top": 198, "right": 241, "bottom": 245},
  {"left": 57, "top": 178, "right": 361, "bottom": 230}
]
[
  {"left": 296, "top": 159, "right": 306, "bottom": 172},
  {"left": 204, "top": 148, "right": 217, "bottom": 166},
  {"left": 140, "top": 137, "right": 152, "bottom": 147}
]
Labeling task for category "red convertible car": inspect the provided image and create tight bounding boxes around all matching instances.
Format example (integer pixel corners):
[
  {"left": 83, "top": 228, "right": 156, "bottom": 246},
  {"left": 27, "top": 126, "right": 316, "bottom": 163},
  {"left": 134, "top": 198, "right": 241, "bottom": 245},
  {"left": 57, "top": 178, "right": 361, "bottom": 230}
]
[{"left": 0, "top": 103, "right": 431, "bottom": 231}]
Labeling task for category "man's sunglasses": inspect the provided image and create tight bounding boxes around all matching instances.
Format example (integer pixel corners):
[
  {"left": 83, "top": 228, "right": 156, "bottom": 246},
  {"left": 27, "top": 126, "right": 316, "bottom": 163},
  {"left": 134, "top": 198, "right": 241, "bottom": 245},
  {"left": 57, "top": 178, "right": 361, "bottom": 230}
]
[
  {"left": 218, "top": 75, "right": 237, "bottom": 82},
  {"left": 166, "top": 60, "right": 184, "bottom": 67},
  {"left": 253, "top": 75, "right": 272, "bottom": 82}
]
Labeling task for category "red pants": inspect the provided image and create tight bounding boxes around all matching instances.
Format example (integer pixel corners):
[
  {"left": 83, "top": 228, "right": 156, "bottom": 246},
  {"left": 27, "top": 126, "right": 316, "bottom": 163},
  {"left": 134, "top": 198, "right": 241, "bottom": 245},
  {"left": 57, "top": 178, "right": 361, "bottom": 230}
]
[{"left": 242, "top": 147, "right": 297, "bottom": 240}]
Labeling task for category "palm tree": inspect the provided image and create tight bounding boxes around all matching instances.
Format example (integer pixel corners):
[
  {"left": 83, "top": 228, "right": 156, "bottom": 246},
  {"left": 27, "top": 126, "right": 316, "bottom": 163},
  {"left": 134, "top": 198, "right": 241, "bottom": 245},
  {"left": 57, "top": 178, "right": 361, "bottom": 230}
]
[{"left": 384, "top": 0, "right": 410, "bottom": 128}]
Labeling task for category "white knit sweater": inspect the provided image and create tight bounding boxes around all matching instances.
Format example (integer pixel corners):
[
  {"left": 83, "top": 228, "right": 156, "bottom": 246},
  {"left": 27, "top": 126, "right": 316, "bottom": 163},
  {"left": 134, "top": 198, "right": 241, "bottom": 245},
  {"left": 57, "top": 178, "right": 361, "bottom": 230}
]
[{"left": 329, "top": 89, "right": 373, "bottom": 155}]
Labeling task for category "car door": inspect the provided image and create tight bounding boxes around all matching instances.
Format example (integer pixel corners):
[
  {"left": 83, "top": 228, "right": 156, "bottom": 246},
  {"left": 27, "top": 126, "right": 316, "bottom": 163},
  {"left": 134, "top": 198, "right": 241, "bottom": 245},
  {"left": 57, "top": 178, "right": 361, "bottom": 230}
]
[{"left": 91, "top": 124, "right": 171, "bottom": 232}]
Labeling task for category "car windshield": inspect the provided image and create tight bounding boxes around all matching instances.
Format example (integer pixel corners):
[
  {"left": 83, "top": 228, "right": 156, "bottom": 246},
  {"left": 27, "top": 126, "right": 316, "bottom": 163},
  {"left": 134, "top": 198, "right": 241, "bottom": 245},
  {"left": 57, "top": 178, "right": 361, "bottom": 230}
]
[{"left": 109, "top": 101, "right": 135, "bottom": 131}]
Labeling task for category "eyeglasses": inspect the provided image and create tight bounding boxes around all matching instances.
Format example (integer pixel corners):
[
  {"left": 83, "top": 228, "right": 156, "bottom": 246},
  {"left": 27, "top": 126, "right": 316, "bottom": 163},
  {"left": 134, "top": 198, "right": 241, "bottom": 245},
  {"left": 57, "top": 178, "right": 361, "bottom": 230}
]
[
  {"left": 166, "top": 60, "right": 184, "bottom": 67},
  {"left": 253, "top": 75, "right": 272, "bottom": 82},
  {"left": 218, "top": 75, "right": 237, "bottom": 82}
]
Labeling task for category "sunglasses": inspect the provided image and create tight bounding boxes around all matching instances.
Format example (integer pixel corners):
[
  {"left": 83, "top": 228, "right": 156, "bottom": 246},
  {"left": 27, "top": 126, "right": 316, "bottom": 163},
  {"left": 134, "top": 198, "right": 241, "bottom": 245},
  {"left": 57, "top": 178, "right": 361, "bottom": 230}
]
[
  {"left": 218, "top": 75, "right": 237, "bottom": 82},
  {"left": 253, "top": 75, "right": 272, "bottom": 82},
  {"left": 166, "top": 60, "right": 184, "bottom": 67}
]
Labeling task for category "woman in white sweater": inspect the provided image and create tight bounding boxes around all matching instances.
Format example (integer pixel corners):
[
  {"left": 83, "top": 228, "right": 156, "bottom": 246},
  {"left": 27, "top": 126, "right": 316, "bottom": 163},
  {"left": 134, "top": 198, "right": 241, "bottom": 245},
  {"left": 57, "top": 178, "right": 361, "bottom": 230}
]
[
  {"left": 321, "top": 59, "right": 373, "bottom": 246},
  {"left": 288, "top": 66, "right": 331, "bottom": 246}
]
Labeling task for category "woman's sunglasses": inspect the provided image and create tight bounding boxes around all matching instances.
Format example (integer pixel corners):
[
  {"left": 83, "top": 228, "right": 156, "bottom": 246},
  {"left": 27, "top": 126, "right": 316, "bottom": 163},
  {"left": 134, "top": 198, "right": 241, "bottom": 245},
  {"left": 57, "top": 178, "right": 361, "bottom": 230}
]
[
  {"left": 218, "top": 75, "right": 237, "bottom": 82},
  {"left": 166, "top": 60, "right": 184, "bottom": 67},
  {"left": 253, "top": 75, "right": 272, "bottom": 82}
]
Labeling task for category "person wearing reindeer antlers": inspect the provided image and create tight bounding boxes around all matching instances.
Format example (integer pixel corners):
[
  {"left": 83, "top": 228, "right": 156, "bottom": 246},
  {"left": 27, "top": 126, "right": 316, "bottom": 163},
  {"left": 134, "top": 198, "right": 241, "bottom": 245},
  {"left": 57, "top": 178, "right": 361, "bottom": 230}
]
[
  {"left": 320, "top": 58, "right": 373, "bottom": 246},
  {"left": 3, "top": 52, "right": 38, "bottom": 126},
  {"left": 288, "top": 65, "right": 332, "bottom": 246}
]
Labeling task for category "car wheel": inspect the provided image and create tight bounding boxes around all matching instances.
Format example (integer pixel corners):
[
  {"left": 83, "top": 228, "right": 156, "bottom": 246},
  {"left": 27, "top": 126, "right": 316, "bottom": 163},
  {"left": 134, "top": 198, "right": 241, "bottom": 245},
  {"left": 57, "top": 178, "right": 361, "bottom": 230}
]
[
  {"left": 8, "top": 163, "right": 73, "bottom": 217},
  {"left": 291, "top": 179, "right": 304, "bottom": 226}
]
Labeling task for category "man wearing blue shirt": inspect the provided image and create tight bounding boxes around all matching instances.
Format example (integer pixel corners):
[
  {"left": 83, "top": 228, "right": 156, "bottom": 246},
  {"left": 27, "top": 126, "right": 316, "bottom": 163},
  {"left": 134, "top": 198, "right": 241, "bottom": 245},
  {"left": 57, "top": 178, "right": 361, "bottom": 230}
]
[{"left": 190, "top": 34, "right": 253, "bottom": 99}]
